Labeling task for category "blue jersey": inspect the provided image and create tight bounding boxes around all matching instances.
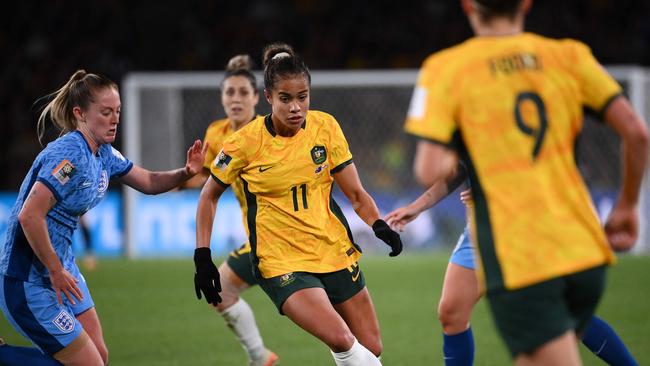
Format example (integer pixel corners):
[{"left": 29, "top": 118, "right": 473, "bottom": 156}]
[{"left": 0, "top": 131, "right": 132, "bottom": 284}]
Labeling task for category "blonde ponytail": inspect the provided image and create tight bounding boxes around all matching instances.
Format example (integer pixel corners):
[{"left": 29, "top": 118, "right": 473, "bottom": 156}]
[{"left": 36, "top": 70, "right": 117, "bottom": 144}]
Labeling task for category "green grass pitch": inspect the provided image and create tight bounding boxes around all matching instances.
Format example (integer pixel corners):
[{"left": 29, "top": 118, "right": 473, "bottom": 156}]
[{"left": 1, "top": 253, "right": 648, "bottom": 365}]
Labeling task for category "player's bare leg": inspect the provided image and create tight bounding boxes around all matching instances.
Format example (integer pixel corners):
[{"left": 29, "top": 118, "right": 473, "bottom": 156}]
[
  {"left": 215, "top": 263, "right": 250, "bottom": 310},
  {"left": 515, "top": 331, "right": 581, "bottom": 366},
  {"left": 52, "top": 330, "right": 103, "bottom": 366},
  {"left": 282, "top": 287, "right": 381, "bottom": 365},
  {"left": 437, "top": 262, "right": 481, "bottom": 365},
  {"left": 333, "top": 287, "right": 382, "bottom": 356},
  {"left": 76, "top": 308, "right": 108, "bottom": 365},
  {"left": 438, "top": 263, "right": 481, "bottom": 335}
]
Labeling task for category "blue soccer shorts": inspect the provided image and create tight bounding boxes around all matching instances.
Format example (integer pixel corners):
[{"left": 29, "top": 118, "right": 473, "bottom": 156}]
[
  {"left": 0, "top": 264, "right": 95, "bottom": 355},
  {"left": 449, "top": 226, "right": 476, "bottom": 270}
]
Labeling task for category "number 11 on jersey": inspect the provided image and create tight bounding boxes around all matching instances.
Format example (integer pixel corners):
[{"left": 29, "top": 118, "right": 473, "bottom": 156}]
[{"left": 291, "top": 184, "right": 308, "bottom": 211}]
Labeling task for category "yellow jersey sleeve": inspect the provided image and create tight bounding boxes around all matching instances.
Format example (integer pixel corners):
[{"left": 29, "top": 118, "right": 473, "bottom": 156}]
[
  {"left": 328, "top": 117, "right": 353, "bottom": 171},
  {"left": 404, "top": 56, "right": 459, "bottom": 146},
  {"left": 202, "top": 123, "right": 217, "bottom": 170},
  {"left": 203, "top": 120, "right": 229, "bottom": 170},
  {"left": 569, "top": 40, "right": 622, "bottom": 114},
  {"left": 210, "top": 133, "right": 248, "bottom": 186}
]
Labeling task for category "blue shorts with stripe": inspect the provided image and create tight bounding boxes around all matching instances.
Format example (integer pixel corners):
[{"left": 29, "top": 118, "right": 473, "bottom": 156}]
[
  {"left": 0, "top": 264, "right": 94, "bottom": 355},
  {"left": 449, "top": 226, "right": 476, "bottom": 270}
]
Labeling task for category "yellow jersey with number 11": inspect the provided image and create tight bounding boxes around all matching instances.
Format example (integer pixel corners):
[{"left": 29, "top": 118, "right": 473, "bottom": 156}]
[{"left": 210, "top": 111, "right": 361, "bottom": 279}]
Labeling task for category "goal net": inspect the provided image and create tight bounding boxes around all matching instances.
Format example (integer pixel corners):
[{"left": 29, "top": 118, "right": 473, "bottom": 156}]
[{"left": 122, "top": 67, "right": 650, "bottom": 258}]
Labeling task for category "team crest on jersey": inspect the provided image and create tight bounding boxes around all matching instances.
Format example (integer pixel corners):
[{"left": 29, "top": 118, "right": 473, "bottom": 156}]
[
  {"left": 52, "top": 310, "right": 75, "bottom": 333},
  {"left": 52, "top": 160, "right": 75, "bottom": 185},
  {"left": 279, "top": 273, "right": 296, "bottom": 287},
  {"left": 214, "top": 150, "right": 232, "bottom": 170},
  {"left": 310, "top": 146, "right": 327, "bottom": 164},
  {"left": 98, "top": 170, "right": 108, "bottom": 193}
]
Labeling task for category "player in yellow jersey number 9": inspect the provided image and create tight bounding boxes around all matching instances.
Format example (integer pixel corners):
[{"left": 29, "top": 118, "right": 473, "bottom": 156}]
[{"left": 403, "top": 0, "right": 649, "bottom": 365}]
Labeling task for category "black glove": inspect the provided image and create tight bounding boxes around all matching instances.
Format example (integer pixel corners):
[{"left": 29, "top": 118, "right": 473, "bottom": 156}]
[
  {"left": 194, "top": 248, "right": 222, "bottom": 305},
  {"left": 372, "top": 219, "right": 403, "bottom": 257}
]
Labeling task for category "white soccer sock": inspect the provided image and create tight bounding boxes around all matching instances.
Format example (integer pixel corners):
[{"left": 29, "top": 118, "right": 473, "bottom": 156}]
[
  {"left": 220, "top": 298, "right": 267, "bottom": 361},
  {"left": 331, "top": 339, "right": 382, "bottom": 366}
]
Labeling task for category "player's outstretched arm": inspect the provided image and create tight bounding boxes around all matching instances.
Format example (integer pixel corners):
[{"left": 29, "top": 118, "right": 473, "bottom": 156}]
[
  {"left": 121, "top": 140, "right": 208, "bottom": 194},
  {"left": 413, "top": 141, "right": 459, "bottom": 188},
  {"left": 179, "top": 169, "right": 210, "bottom": 190},
  {"left": 194, "top": 177, "right": 226, "bottom": 305},
  {"left": 334, "top": 162, "right": 402, "bottom": 256},
  {"left": 386, "top": 164, "right": 466, "bottom": 231},
  {"left": 603, "top": 96, "right": 649, "bottom": 251}
]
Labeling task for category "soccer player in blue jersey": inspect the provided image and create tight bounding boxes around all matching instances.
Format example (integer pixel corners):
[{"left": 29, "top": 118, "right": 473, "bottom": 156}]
[{"left": 0, "top": 70, "right": 207, "bottom": 366}]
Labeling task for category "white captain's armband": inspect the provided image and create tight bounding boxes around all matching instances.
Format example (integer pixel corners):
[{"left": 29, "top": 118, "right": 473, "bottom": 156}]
[
  {"left": 407, "top": 86, "right": 427, "bottom": 120},
  {"left": 214, "top": 150, "right": 232, "bottom": 170}
]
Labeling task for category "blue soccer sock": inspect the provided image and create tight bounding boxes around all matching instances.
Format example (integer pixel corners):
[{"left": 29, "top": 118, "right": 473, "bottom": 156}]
[
  {"left": 0, "top": 344, "right": 62, "bottom": 366},
  {"left": 582, "top": 316, "right": 638, "bottom": 366},
  {"left": 443, "top": 327, "right": 475, "bottom": 366}
]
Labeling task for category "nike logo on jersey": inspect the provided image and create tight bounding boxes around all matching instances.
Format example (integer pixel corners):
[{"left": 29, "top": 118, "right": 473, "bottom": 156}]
[
  {"left": 259, "top": 165, "right": 274, "bottom": 172},
  {"left": 81, "top": 181, "right": 92, "bottom": 188}
]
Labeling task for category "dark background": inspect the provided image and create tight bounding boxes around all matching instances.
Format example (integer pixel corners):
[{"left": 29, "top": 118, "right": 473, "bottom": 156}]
[{"left": 1, "top": 0, "right": 649, "bottom": 189}]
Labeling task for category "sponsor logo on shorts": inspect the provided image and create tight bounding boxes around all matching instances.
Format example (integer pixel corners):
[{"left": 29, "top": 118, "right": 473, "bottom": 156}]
[
  {"left": 348, "top": 263, "right": 360, "bottom": 282},
  {"left": 279, "top": 273, "right": 296, "bottom": 287},
  {"left": 52, "top": 310, "right": 75, "bottom": 333},
  {"left": 234, "top": 243, "right": 249, "bottom": 257}
]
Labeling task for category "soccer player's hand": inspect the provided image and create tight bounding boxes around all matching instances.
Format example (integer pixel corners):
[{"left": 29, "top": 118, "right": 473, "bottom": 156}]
[
  {"left": 49, "top": 268, "right": 83, "bottom": 305},
  {"left": 193, "top": 247, "right": 222, "bottom": 304},
  {"left": 373, "top": 219, "right": 403, "bottom": 257},
  {"left": 185, "top": 140, "right": 208, "bottom": 176},
  {"left": 459, "top": 189, "right": 473, "bottom": 205},
  {"left": 604, "top": 204, "right": 639, "bottom": 252},
  {"left": 384, "top": 206, "right": 419, "bottom": 232}
]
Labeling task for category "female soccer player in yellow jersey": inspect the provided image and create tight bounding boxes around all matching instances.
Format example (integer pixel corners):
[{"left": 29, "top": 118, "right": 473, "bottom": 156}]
[
  {"left": 386, "top": 178, "right": 639, "bottom": 365},
  {"left": 193, "top": 43, "right": 403, "bottom": 366},
  {"left": 403, "top": 0, "right": 648, "bottom": 365},
  {"left": 183, "top": 54, "right": 279, "bottom": 366}
]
